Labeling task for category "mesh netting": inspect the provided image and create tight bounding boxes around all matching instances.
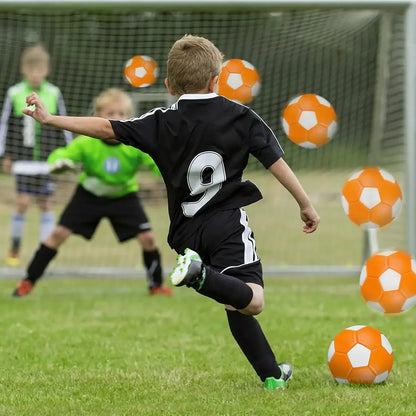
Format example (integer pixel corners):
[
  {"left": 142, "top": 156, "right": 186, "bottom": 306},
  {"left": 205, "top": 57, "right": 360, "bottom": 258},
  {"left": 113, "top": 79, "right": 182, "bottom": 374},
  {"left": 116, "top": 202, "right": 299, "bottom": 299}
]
[{"left": 0, "top": 6, "right": 407, "bottom": 272}]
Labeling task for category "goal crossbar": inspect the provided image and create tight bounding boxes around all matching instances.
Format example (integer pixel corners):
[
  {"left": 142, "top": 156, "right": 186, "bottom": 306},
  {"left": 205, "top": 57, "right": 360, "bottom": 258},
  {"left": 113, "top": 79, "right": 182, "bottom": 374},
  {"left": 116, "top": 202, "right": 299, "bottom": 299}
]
[{"left": 0, "top": 0, "right": 413, "bottom": 10}]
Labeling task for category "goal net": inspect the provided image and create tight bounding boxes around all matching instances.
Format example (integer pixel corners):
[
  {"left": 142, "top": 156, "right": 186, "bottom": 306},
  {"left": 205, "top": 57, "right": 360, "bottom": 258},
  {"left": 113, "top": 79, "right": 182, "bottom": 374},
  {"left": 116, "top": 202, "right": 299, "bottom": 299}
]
[{"left": 0, "top": 2, "right": 410, "bottom": 276}]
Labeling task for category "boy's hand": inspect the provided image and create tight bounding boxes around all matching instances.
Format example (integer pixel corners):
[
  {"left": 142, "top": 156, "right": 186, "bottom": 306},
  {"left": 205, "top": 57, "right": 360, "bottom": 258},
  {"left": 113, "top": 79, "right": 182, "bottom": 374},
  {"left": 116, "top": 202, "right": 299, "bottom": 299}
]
[
  {"left": 22, "top": 92, "right": 52, "bottom": 124},
  {"left": 300, "top": 205, "right": 320, "bottom": 233}
]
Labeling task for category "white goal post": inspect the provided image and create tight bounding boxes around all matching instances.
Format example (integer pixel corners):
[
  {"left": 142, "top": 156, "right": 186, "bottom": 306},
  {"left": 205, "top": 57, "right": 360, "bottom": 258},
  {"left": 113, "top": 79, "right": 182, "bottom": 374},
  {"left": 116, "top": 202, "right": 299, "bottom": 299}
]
[{"left": 0, "top": 0, "right": 415, "bottom": 278}]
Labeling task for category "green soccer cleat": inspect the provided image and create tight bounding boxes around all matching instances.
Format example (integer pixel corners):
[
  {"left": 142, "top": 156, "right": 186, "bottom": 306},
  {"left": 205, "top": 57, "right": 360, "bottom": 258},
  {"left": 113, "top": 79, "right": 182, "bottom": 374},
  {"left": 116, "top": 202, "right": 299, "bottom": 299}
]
[
  {"left": 170, "top": 248, "right": 205, "bottom": 290},
  {"left": 263, "top": 362, "right": 293, "bottom": 391}
]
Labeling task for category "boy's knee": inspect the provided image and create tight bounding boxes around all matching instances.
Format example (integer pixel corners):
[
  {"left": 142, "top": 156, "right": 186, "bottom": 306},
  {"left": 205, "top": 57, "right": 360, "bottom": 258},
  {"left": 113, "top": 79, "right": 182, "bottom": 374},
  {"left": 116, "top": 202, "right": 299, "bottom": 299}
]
[
  {"left": 45, "top": 225, "right": 71, "bottom": 247},
  {"left": 239, "top": 283, "right": 264, "bottom": 315},
  {"left": 138, "top": 231, "right": 156, "bottom": 250},
  {"left": 245, "top": 296, "right": 264, "bottom": 315}
]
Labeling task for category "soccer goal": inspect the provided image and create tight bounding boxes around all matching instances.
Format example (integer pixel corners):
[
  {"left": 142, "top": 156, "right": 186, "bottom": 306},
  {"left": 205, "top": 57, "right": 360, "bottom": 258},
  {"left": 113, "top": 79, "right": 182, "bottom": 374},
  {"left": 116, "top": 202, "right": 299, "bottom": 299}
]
[{"left": 0, "top": 0, "right": 414, "bottom": 277}]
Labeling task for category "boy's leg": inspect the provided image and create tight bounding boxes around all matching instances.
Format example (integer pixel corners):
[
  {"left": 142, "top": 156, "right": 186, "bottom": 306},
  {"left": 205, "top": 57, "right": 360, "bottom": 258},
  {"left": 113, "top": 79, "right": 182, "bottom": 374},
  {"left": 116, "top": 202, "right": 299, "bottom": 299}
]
[
  {"left": 7, "top": 212, "right": 25, "bottom": 265},
  {"left": 12, "top": 225, "right": 71, "bottom": 297},
  {"left": 138, "top": 231, "right": 163, "bottom": 287},
  {"left": 37, "top": 192, "right": 56, "bottom": 242},
  {"left": 170, "top": 209, "right": 291, "bottom": 388},
  {"left": 141, "top": 243, "right": 172, "bottom": 295},
  {"left": 171, "top": 250, "right": 253, "bottom": 309},
  {"left": 113, "top": 194, "right": 172, "bottom": 296},
  {"left": 40, "top": 210, "right": 55, "bottom": 242},
  {"left": 13, "top": 185, "right": 103, "bottom": 297},
  {"left": 136, "top": 230, "right": 172, "bottom": 295},
  {"left": 170, "top": 209, "right": 259, "bottom": 309},
  {"left": 226, "top": 309, "right": 282, "bottom": 382},
  {"left": 172, "top": 252, "right": 291, "bottom": 388},
  {"left": 12, "top": 243, "right": 57, "bottom": 297},
  {"left": 143, "top": 248, "right": 162, "bottom": 288},
  {"left": 26, "top": 243, "right": 58, "bottom": 284},
  {"left": 7, "top": 192, "right": 31, "bottom": 266},
  {"left": 171, "top": 252, "right": 291, "bottom": 388}
]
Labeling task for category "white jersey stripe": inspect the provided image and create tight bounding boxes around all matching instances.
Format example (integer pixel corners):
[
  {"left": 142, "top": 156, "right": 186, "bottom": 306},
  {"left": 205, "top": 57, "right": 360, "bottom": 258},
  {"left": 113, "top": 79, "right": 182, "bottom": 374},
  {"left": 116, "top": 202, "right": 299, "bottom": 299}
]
[
  {"left": 220, "top": 209, "right": 259, "bottom": 274},
  {"left": 239, "top": 208, "right": 259, "bottom": 263},
  {"left": 125, "top": 105, "right": 176, "bottom": 122},
  {"left": 0, "top": 93, "right": 12, "bottom": 156},
  {"left": 221, "top": 261, "right": 258, "bottom": 274}
]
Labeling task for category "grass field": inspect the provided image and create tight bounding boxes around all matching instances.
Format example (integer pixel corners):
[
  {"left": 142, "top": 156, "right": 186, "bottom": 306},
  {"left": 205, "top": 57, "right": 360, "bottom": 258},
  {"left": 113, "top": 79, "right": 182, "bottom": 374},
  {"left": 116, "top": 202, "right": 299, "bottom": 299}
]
[{"left": 1, "top": 276, "right": 415, "bottom": 415}]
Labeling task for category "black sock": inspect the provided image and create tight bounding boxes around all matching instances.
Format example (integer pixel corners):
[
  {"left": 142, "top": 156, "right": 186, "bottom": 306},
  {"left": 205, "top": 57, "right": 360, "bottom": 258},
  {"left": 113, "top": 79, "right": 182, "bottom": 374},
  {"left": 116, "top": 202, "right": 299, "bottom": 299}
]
[
  {"left": 26, "top": 243, "right": 57, "bottom": 284},
  {"left": 196, "top": 266, "right": 253, "bottom": 310},
  {"left": 143, "top": 249, "right": 163, "bottom": 288},
  {"left": 11, "top": 238, "right": 21, "bottom": 253},
  {"left": 226, "top": 309, "right": 281, "bottom": 382}
]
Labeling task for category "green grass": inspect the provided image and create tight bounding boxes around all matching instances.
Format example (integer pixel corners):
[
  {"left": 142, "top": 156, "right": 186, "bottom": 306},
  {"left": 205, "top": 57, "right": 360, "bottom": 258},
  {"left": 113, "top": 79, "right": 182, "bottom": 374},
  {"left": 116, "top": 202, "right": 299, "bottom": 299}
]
[{"left": 0, "top": 276, "right": 415, "bottom": 415}]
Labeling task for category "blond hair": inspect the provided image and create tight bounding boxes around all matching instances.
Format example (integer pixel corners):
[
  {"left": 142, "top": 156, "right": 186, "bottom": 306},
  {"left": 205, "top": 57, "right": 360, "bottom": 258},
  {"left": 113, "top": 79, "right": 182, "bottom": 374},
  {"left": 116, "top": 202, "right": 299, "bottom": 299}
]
[
  {"left": 167, "top": 35, "right": 223, "bottom": 95},
  {"left": 20, "top": 44, "right": 50, "bottom": 69},
  {"left": 94, "top": 88, "right": 132, "bottom": 117}
]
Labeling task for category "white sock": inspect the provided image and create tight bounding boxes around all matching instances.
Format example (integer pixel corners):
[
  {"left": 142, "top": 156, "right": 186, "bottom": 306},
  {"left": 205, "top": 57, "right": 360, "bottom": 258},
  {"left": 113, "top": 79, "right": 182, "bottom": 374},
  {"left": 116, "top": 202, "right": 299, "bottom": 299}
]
[
  {"left": 40, "top": 211, "right": 55, "bottom": 242},
  {"left": 11, "top": 213, "right": 25, "bottom": 240}
]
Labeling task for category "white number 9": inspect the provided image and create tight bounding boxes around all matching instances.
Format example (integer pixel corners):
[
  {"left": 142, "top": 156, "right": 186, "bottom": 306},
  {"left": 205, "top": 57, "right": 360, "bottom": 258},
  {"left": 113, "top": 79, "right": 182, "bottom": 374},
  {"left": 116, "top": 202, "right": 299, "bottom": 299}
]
[{"left": 181, "top": 151, "right": 226, "bottom": 217}]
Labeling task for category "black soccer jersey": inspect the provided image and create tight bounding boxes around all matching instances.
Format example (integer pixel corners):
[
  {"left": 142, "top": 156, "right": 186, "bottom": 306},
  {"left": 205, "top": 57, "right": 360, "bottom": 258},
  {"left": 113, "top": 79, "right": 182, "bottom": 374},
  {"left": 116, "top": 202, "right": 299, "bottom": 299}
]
[{"left": 110, "top": 93, "right": 283, "bottom": 249}]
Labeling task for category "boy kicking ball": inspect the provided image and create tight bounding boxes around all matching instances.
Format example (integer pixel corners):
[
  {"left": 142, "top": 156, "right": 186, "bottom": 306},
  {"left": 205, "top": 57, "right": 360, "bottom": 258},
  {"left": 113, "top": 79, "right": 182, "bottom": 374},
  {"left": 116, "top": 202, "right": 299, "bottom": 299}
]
[
  {"left": 14, "top": 88, "right": 171, "bottom": 297},
  {"left": 22, "top": 35, "right": 319, "bottom": 390}
]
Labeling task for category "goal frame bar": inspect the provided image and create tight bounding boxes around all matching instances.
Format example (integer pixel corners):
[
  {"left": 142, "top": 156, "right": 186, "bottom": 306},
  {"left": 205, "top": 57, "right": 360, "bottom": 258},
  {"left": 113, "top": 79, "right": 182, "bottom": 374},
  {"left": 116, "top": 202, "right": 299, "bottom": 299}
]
[{"left": 0, "top": 0, "right": 413, "bottom": 10}]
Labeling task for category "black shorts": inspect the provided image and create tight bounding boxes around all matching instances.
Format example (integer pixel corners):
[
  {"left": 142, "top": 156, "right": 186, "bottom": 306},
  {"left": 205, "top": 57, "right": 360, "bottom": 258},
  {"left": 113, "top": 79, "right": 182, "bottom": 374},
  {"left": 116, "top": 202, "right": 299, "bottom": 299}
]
[
  {"left": 178, "top": 208, "right": 263, "bottom": 287},
  {"left": 59, "top": 185, "right": 151, "bottom": 242},
  {"left": 15, "top": 174, "right": 55, "bottom": 196}
]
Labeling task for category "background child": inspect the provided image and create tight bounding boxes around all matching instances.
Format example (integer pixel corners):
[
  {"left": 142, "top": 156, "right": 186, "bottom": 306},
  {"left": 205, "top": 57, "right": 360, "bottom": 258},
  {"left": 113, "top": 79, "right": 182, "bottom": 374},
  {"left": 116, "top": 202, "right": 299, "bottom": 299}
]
[
  {"left": 0, "top": 43, "right": 72, "bottom": 266},
  {"left": 13, "top": 88, "right": 171, "bottom": 297}
]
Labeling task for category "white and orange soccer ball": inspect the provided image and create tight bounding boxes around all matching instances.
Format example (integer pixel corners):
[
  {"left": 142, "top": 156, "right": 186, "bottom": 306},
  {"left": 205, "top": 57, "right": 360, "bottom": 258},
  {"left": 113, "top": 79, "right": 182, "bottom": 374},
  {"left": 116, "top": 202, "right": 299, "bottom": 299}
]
[
  {"left": 281, "top": 93, "right": 338, "bottom": 148},
  {"left": 360, "top": 250, "right": 416, "bottom": 314},
  {"left": 341, "top": 167, "right": 402, "bottom": 229},
  {"left": 328, "top": 325, "right": 393, "bottom": 385},
  {"left": 124, "top": 55, "right": 159, "bottom": 87},
  {"left": 218, "top": 58, "right": 261, "bottom": 104}
]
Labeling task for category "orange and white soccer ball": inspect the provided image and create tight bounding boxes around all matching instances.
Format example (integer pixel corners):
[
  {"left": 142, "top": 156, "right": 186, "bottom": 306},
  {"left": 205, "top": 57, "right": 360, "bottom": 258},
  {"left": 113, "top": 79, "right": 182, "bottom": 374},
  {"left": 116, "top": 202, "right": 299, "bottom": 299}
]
[
  {"left": 124, "top": 55, "right": 159, "bottom": 87},
  {"left": 281, "top": 93, "right": 338, "bottom": 148},
  {"left": 328, "top": 325, "right": 393, "bottom": 385},
  {"left": 360, "top": 250, "right": 416, "bottom": 314},
  {"left": 341, "top": 167, "right": 402, "bottom": 229},
  {"left": 218, "top": 58, "right": 261, "bottom": 104}
]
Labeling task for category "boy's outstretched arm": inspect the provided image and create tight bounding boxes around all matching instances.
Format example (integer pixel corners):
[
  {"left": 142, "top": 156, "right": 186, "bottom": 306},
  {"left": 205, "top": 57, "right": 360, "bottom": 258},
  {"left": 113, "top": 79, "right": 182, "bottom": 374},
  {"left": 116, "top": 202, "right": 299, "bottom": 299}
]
[
  {"left": 23, "top": 92, "right": 116, "bottom": 141},
  {"left": 269, "top": 158, "right": 320, "bottom": 233}
]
